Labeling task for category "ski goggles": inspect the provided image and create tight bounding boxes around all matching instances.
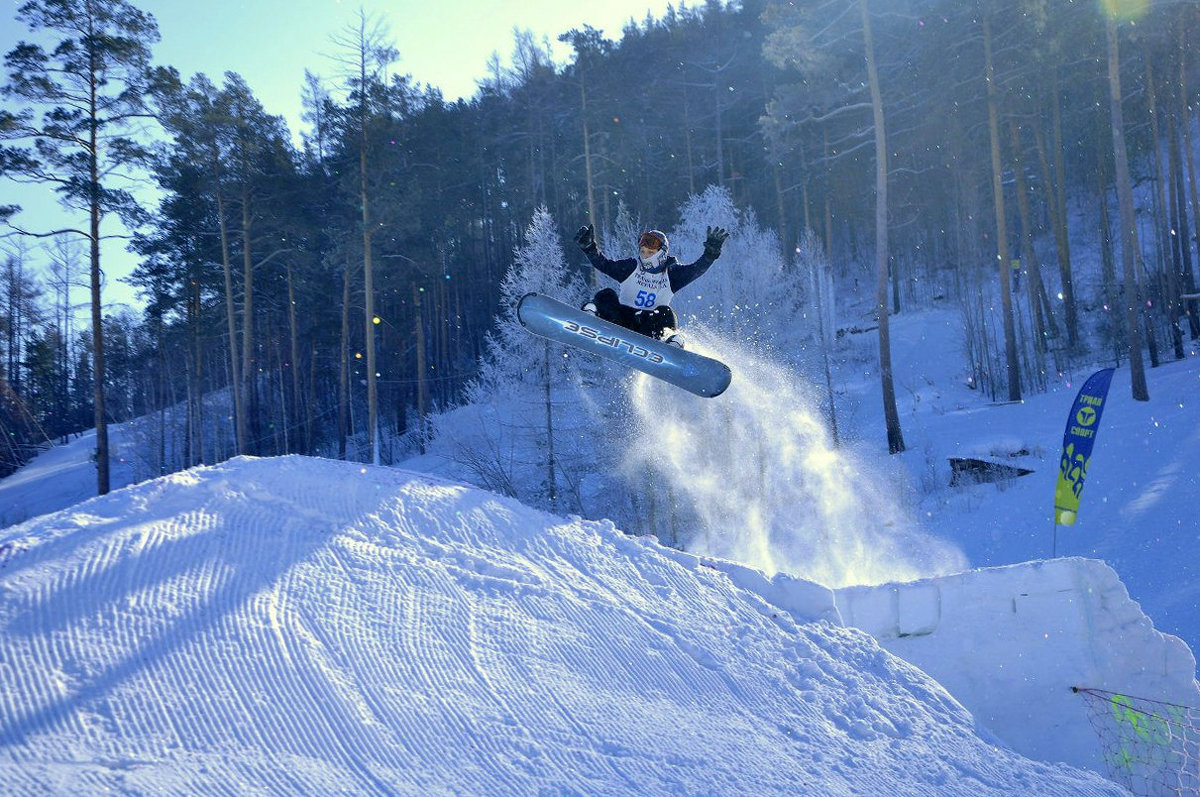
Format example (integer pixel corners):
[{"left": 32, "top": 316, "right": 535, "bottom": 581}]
[{"left": 638, "top": 232, "right": 665, "bottom": 252}]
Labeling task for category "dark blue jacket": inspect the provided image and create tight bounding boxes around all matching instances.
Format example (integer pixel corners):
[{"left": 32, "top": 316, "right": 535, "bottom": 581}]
[{"left": 582, "top": 245, "right": 719, "bottom": 295}]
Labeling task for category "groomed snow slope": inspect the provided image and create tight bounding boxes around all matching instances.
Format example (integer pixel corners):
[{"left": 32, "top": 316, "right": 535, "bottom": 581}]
[{"left": 0, "top": 456, "right": 1124, "bottom": 795}]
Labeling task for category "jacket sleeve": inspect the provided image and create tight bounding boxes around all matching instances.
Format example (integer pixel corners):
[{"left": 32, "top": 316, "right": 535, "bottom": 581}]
[
  {"left": 584, "top": 246, "right": 637, "bottom": 283},
  {"left": 668, "top": 249, "right": 719, "bottom": 293}
]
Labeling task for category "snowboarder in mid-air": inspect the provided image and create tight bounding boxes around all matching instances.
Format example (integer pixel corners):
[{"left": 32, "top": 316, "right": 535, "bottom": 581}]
[
  {"left": 514, "top": 223, "right": 733, "bottom": 397},
  {"left": 574, "top": 224, "right": 728, "bottom": 348}
]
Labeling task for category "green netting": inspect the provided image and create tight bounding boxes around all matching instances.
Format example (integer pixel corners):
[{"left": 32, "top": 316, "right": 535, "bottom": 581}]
[{"left": 1075, "top": 687, "right": 1200, "bottom": 796}]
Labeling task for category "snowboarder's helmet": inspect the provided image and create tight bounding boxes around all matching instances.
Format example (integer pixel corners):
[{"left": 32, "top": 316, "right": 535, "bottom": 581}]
[
  {"left": 638, "top": 230, "right": 668, "bottom": 254},
  {"left": 638, "top": 230, "right": 669, "bottom": 272}
]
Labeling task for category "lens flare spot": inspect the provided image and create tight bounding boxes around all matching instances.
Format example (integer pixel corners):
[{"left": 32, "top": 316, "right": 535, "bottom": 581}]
[{"left": 1099, "top": 0, "right": 1149, "bottom": 20}]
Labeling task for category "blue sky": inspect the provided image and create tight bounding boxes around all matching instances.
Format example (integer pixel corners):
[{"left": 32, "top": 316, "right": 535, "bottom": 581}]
[{"left": 144, "top": 0, "right": 678, "bottom": 130}]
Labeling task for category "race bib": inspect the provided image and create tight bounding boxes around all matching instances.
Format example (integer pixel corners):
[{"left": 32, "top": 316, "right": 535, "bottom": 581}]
[{"left": 619, "top": 268, "right": 673, "bottom": 310}]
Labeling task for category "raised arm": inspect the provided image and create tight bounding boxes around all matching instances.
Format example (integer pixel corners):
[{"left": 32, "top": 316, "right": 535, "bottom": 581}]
[
  {"left": 575, "top": 224, "right": 637, "bottom": 283},
  {"left": 669, "top": 226, "right": 728, "bottom": 292}
]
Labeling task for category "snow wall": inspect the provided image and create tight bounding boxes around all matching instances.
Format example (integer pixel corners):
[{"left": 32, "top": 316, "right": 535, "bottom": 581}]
[{"left": 833, "top": 557, "right": 1200, "bottom": 773}]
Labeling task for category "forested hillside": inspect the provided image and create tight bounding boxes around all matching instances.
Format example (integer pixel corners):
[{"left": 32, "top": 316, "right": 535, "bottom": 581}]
[{"left": 2, "top": 0, "right": 1197, "bottom": 489}]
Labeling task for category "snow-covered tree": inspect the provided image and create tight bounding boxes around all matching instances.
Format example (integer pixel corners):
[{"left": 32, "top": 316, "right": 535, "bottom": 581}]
[
  {"left": 433, "top": 208, "right": 595, "bottom": 511},
  {"left": 469, "top": 207, "right": 585, "bottom": 397},
  {"left": 601, "top": 200, "right": 641, "bottom": 263},
  {"left": 670, "top": 185, "right": 805, "bottom": 347}
]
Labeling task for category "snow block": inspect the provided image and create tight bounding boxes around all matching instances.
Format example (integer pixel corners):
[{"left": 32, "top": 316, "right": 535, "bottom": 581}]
[
  {"left": 834, "top": 557, "right": 1200, "bottom": 777},
  {"left": 897, "top": 582, "right": 940, "bottom": 637},
  {"left": 834, "top": 584, "right": 896, "bottom": 638},
  {"left": 722, "top": 563, "right": 842, "bottom": 627},
  {"left": 834, "top": 582, "right": 939, "bottom": 639}
]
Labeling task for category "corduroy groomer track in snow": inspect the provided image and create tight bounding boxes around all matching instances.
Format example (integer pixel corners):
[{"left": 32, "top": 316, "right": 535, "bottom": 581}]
[{"left": 0, "top": 456, "right": 1132, "bottom": 795}]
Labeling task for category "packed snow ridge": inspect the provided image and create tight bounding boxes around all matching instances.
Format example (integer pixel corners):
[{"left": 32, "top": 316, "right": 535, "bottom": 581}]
[{"left": 0, "top": 455, "right": 1162, "bottom": 794}]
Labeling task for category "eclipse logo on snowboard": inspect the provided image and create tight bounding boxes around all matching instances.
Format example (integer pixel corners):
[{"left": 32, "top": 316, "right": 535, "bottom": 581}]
[{"left": 563, "top": 321, "right": 665, "bottom": 364}]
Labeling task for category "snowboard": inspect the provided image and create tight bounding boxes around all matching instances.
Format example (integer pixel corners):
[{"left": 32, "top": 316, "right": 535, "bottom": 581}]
[{"left": 516, "top": 293, "right": 732, "bottom": 398}]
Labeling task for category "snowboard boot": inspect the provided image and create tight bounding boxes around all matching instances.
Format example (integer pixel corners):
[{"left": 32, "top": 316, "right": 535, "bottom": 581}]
[
  {"left": 663, "top": 332, "right": 685, "bottom": 349},
  {"left": 581, "top": 301, "right": 598, "bottom": 315}
]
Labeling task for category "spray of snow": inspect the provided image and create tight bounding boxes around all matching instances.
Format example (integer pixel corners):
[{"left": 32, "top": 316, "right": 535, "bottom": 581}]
[{"left": 624, "top": 329, "right": 968, "bottom": 588}]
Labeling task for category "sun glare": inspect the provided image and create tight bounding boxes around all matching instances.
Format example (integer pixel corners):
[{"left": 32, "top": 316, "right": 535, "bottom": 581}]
[{"left": 1100, "top": 0, "right": 1150, "bottom": 21}]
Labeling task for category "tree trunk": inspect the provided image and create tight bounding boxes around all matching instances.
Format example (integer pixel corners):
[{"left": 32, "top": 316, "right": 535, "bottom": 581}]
[
  {"left": 212, "top": 151, "right": 246, "bottom": 454},
  {"left": 774, "top": 162, "right": 789, "bottom": 255},
  {"left": 983, "top": 13, "right": 1021, "bottom": 403},
  {"left": 413, "top": 283, "right": 428, "bottom": 453},
  {"left": 338, "top": 258, "right": 351, "bottom": 461},
  {"left": 580, "top": 75, "right": 599, "bottom": 278},
  {"left": 860, "top": 0, "right": 904, "bottom": 453},
  {"left": 1165, "top": 125, "right": 1186, "bottom": 360},
  {"left": 543, "top": 341, "right": 557, "bottom": 511},
  {"left": 1144, "top": 56, "right": 1177, "bottom": 353},
  {"left": 713, "top": 70, "right": 726, "bottom": 188},
  {"left": 823, "top": 128, "right": 834, "bottom": 263},
  {"left": 1097, "top": 149, "right": 1122, "bottom": 363},
  {"left": 362, "top": 133, "right": 378, "bottom": 465},
  {"left": 1032, "top": 93, "right": 1078, "bottom": 347},
  {"left": 1105, "top": 15, "right": 1149, "bottom": 401},
  {"left": 1009, "top": 120, "right": 1056, "bottom": 351},
  {"left": 357, "top": 105, "right": 376, "bottom": 468},
  {"left": 1179, "top": 22, "right": 1200, "bottom": 337},
  {"left": 189, "top": 278, "right": 204, "bottom": 466},
  {"left": 4, "top": 259, "right": 18, "bottom": 395},
  {"left": 89, "top": 103, "right": 109, "bottom": 494},
  {"left": 1049, "top": 68, "right": 1078, "bottom": 347},
  {"left": 810, "top": 244, "right": 839, "bottom": 447},
  {"left": 306, "top": 339, "right": 317, "bottom": 456},
  {"left": 1171, "top": 127, "right": 1197, "bottom": 340},
  {"left": 240, "top": 186, "right": 256, "bottom": 454},
  {"left": 286, "top": 261, "right": 304, "bottom": 452}
]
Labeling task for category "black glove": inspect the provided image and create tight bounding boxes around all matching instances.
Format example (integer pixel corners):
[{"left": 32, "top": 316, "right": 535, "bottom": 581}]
[
  {"left": 704, "top": 226, "right": 729, "bottom": 259},
  {"left": 575, "top": 224, "right": 596, "bottom": 252}
]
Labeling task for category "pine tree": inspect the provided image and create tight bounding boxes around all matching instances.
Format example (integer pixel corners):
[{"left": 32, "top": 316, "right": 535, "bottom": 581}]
[
  {"left": 471, "top": 207, "right": 585, "bottom": 397},
  {"left": 1101, "top": 4, "right": 1149, "bottom": 401},
  {"left": 22, "top": 325, "right": 66, "bottom": 436},
  {"left": 671, "top": 184, "right": 803, "bottom": 348},
  {"left": 460, "top": 207, "right": 586, "bottom": 509},
  {"left": 2, "top": 0, "right": 160, "bottom": 493},
  {"left": 328, "top": 10, "right": 399, "bottom": 465}
]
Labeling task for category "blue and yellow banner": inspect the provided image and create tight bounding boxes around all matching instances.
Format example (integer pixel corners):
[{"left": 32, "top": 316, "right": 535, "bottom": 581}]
[{"left": 1054, "top": 368, "right": 1116, "bottom": 526}]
